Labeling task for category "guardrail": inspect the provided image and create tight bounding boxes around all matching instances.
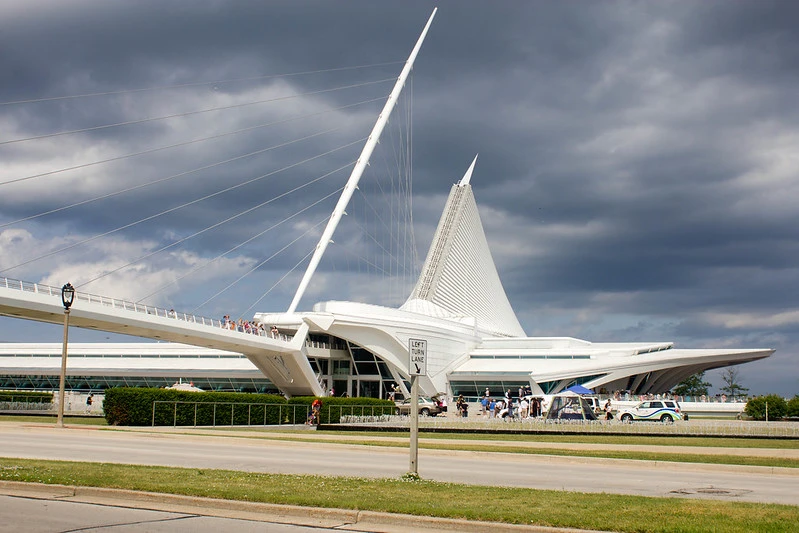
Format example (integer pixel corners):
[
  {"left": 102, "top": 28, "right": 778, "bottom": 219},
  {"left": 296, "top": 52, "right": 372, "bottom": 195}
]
[
  {"left": 0, "top": 401, "right": 53, "bottom": 412},
  {"left": 0, "top": 395, "right": 52, "bottom": 404},
  {"left": 151, "top": 401, "right": 395, "bottom": 427},
  {"left": 1, "top": 276, "right": 292, "bottom": 341},
  {"left": 152, "top": 401, "right": 305, "bottom": 427}
]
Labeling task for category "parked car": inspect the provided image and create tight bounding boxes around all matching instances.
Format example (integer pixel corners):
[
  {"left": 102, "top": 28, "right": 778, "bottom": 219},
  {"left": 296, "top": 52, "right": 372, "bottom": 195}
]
[
  {"left": 617, "top": 400, "right": 685, "bottom": 423},
  {"left": 395, "top": 396, "right": 442, "bottom": 416},
  {"left": 661, "top": 399, "right": 686, "bottom": 419}
]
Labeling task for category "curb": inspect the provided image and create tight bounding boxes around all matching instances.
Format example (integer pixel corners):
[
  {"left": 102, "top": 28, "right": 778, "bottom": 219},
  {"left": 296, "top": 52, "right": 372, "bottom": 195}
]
[{"left": 0, "top": 481, "right": 605, "bottom": 533}]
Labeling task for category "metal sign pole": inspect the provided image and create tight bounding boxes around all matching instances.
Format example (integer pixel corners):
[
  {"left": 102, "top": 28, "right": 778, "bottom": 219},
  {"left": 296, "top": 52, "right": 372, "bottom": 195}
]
[
  {"left": 407, "top": 338, "right": 426, "bottom": 477},
  {"left": 409, "top": 374, "right": 419, "bottom": 475}
]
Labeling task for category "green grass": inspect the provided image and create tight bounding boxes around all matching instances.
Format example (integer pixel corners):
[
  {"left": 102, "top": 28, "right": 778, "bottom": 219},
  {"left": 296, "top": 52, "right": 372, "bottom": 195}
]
[
  {"left": 0, "top": 458, "right": 795, "bottom": 533},
  {"left": 5, "top": 418, "right": 797, "bottom": 467},
  {"left": 313, "top": 429, "right": 799, "bottom": 449},
  {"left": 153, "top": 429, "right": 799, "bottom": 468},
  {"left": 0, "top": 415, "right": 106, "bottom": 425}
]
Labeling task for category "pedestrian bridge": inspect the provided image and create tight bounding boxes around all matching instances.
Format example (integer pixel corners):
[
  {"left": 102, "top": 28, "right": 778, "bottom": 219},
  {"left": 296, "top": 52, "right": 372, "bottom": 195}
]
[{"left": 0, "top": 277, "right": 323, "bottom": 396}]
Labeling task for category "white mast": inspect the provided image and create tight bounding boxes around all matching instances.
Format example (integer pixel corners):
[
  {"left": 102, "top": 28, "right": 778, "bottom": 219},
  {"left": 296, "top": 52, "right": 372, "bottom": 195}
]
[{"left": 287, "top": 8, "right": 437, "bottom": 314}]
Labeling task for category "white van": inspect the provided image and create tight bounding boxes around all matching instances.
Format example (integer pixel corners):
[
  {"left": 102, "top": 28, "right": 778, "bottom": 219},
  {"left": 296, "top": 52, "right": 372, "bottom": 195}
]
[{"left": 583, "top": 396, "right": 603, "bottom": 416}]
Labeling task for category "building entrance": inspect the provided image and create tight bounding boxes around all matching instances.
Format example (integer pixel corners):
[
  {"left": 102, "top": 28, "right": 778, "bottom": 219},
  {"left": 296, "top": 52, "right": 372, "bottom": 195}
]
[{"left": 357, "top": 379, "right": 381, "bottom": 399}]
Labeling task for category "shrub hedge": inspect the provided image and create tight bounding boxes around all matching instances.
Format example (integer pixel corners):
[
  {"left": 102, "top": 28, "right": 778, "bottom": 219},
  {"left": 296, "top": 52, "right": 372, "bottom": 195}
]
[
  {"left": 0, "top": 391, "right": 53, "bottom": 404},
  {"left": 104, "top": 388, "right": 286, "bottom": 426},
  {"left": 103, "top": 388, "right": 394, "bottom": 426}
]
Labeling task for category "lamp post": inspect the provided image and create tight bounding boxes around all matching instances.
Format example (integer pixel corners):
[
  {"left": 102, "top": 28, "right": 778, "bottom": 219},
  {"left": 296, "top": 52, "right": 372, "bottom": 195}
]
[{"left": 56, "top": 283, "right": 75, "bottom": 428}]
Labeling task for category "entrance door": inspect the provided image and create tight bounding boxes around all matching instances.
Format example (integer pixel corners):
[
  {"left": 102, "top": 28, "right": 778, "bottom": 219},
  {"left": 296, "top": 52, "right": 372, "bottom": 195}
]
[{"left": 357, "top": 379, "right": 381, "bottom": 399}]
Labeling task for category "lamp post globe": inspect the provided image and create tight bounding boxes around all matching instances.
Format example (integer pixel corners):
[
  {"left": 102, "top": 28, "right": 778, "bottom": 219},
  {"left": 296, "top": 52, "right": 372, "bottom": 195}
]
[{"left": 56, "top": 283, "right": 75, "bottom": 428}]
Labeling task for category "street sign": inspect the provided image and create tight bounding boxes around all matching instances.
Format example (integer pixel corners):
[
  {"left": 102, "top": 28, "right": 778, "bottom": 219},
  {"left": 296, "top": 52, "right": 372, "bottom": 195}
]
[{"left": 409, "top": 338, "right": 427, "bottom": 376}]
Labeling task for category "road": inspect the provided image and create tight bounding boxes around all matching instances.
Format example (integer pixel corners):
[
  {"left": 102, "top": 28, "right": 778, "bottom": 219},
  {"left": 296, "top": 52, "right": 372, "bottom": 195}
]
[{"left": 1, "top": 424, "right": 797, "bottom": 506}]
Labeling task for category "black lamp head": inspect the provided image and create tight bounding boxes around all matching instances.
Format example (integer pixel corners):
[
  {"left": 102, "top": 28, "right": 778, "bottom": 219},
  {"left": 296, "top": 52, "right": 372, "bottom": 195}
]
[{"left": 61, "top": 283, "right": 75, "bottom": 310}]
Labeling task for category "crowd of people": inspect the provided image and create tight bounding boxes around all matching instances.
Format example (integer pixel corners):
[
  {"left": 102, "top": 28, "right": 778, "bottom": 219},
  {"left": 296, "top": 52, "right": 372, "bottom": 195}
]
[
  {"left": 219, "top": 314, "right": 282, "bottom": 338},
  {"left": 609, "top": 390, "right": 740, "bottom": 403},
  {"left": 476, "top": 389, "right": 546, "bottom": 419},
  {"left": 163, "top": 308, "right": 284, "bottom": 339}
]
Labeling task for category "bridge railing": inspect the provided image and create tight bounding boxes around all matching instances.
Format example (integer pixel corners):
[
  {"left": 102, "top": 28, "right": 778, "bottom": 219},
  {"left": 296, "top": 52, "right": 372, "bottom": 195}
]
[{"left": 1, "top": 276, "right": 292, "bottom": 341}]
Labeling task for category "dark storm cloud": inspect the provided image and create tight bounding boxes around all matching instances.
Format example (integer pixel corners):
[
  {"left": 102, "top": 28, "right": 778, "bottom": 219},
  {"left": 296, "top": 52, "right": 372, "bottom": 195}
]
[{"left": 0, "top": 1, "right": 797, "bottom": 394}]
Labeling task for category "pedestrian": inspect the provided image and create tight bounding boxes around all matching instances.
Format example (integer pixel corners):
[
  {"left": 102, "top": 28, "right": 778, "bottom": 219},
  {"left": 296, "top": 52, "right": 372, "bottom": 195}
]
[
  {"left": 85, "top": 393, "right": 94, "bottom": 413},
  {"left": 456, "top": 394, "right": 467, "bottom": 417},
  {"left": 309, "top": 397, "right": 322, "bottom": 425},
  {"left": 604, "top": 399, "right": 613, "bottom": 421}
]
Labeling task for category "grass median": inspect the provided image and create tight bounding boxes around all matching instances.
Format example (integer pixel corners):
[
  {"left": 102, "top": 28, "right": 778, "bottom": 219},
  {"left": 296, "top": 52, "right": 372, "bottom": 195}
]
[
  {"left": 152, "top": 428, "right": 799, "bottom": 468},
  {"left": 313, "top": 430, "right": 799, "bottom": 449},
  {"left": 0, "top": 415, "right": 105, "bottom": 425},
  {"left": 3, "top": 418, "right": 798, "bottom": 467},
  {"left": 0, "top": 458, "right": 796, "bottom": 533}
]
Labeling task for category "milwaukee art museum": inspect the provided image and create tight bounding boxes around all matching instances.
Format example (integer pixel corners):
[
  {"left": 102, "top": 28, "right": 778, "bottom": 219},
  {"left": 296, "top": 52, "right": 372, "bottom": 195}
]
[
  {"left": 0, "top": 158, "right": 774, "bottom": 399},
  {"left": 0, "top": 11, "right": 773, "bottom": 400}
]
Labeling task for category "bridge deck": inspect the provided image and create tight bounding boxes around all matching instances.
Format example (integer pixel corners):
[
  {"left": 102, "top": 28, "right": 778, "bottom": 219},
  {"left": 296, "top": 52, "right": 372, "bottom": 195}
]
[{"left": 0, "top": 277, "right": 322, "bottom": 396}]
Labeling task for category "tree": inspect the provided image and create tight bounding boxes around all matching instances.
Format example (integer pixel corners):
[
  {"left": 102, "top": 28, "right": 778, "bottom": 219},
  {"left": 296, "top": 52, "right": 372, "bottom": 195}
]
[
  {"left": 673, "top": 372, "right": 711, "bottom": 398},
  {"left": 744, "top": 394, "right": 787, "bottom": 421},
  {"left": 719, "top": 367, "right": 749, "bottom": 399},
  {"left": 787, "top": 395, "right": 799, "bottom": 418}
]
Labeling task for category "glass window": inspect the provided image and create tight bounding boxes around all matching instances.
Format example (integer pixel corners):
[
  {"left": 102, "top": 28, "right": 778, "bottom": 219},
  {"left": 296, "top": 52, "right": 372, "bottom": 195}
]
[{"left": 332, "top": 360, "right": 350, "bottom": 376}]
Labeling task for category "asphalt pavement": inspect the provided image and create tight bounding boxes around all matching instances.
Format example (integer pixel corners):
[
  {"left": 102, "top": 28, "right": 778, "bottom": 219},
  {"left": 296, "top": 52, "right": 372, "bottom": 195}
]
[
  {"left": 1, "top": 423, "right": 797, "bottom": 505},
  {"left": 0, "top": 421, "right": 797, "bottom": 532}
]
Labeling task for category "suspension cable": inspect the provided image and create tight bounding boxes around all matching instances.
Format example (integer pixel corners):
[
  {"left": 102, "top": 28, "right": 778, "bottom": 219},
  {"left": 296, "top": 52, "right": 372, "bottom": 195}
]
[
  {"left": 141, "top": 190, "right": 339, "bottom": 305},
  {"left": 0, "top": 96, "right": 384, "bottom": 188},
  {"left": 81, "top": 162, "right": 354, "bottom": 290},
  {"left": 0, "top": 139, "right": 364, "bottom": 274},
  {"left": 0, "top": 78, "right": 393, "bottom": 146},
  {"left": 0, "top": 61, "right": 403, "bottom": 106},
  {"left": 192, "top": 215, "right": 329, "bottom": 314},
  {"left": 0, "top": 126, "right": 343, "bottom": 230}
]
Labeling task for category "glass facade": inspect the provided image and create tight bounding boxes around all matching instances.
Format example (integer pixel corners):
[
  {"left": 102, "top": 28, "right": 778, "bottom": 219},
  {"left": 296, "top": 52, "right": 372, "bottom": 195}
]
[
  {"left": 449, "top": 380, "right": 531, "bottom": 399},
  {"left": 0, "top": 374, "right": 279, "bottom": 393}
]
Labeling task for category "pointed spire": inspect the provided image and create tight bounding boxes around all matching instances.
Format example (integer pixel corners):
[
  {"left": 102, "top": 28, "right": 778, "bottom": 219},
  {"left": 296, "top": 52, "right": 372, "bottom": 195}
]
[
  {"left": 404, "top": 156, "right": 525, "bottom": 337},
  {"left": 458, "top": 154, "right": 478, "bottom": 186}
]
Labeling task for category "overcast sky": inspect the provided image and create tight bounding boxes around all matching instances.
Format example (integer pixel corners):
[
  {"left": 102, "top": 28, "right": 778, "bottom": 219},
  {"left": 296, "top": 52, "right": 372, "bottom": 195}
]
[{"left": 1, "top": 1, "right": 797, "bottom": 396}]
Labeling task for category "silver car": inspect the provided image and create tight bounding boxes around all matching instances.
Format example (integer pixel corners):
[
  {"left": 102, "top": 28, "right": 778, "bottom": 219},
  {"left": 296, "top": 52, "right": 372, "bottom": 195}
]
[{"left": 395, "top": 396, "right": 442, "bottom": 416}]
